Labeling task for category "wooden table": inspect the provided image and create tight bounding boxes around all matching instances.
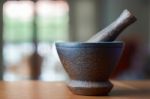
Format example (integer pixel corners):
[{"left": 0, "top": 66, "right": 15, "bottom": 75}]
[{"left": 0, "top": 80, "right": 149, "bottom": 99}]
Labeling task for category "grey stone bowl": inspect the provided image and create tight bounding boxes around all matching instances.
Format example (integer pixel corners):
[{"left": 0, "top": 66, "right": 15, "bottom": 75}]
[{"left": 56, "top": 42, "right": 124, "bottom": 96}]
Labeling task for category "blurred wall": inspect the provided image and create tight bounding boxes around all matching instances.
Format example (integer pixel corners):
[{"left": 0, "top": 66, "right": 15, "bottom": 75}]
[
  {"left": 68, "top": 0, "right": 109, "bottom": 41},
  {"left": 0, "top": 0, "right": 5, "bottom": 80},
  {"left": 68, "top": 0, "right": 96, "bottom": 41}
]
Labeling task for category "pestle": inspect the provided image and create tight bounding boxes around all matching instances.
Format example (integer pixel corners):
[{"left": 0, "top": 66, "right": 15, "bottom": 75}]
[{"left": 87, "top": 9, "right": 137, "bottom": 42}]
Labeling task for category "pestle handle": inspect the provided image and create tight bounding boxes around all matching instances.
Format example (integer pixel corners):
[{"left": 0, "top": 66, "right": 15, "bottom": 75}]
[{"left": 87, "top": 9, "right": 137, "bottom": 42}]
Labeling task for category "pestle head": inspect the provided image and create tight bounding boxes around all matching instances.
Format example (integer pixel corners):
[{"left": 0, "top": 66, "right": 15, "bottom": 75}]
[
  {"left": 87, "top": 9, "right": 137, "bottom": 42},
  {"left": 118, "top": 9, "right": 137, "bottom": 24}
]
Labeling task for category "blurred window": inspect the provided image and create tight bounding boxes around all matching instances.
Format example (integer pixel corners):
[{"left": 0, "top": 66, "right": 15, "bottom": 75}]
[
  {"left": 3, "top": 0, "right": 69, "bottom": 81},
  {"left": 3, "top": 1, "right": 34, "bottom": 43},
  {"left": 36, "top": 1, "right": 69, "bottom": 42}
]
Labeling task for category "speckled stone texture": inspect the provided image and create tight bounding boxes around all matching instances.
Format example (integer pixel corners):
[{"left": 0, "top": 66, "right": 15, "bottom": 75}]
[{"left": 56, "top": 42, "right": 124, "bottom": 96}]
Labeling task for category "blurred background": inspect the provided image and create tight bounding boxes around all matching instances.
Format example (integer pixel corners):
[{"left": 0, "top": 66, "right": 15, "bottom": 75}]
[{"left": 0, "top": 0, "right": 149, "bottom": 81}]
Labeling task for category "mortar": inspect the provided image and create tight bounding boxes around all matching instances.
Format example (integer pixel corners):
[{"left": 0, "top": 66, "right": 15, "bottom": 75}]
[
  {"left": 56, "top": 9, "right": 136, "bottom": 96},
  {"left": 56, "top": 42, "right": 123, "bottom": 95}
]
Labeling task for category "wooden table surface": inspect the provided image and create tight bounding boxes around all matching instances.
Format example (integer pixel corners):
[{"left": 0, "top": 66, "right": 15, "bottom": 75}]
[{"left": 0, "top": 80, "right": 150, "bottom": 99}]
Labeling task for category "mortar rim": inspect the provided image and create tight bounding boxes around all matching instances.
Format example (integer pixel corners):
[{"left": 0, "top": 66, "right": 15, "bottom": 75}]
[{"left": 55, "top": 41, "right": 124, "bottom": 48}]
